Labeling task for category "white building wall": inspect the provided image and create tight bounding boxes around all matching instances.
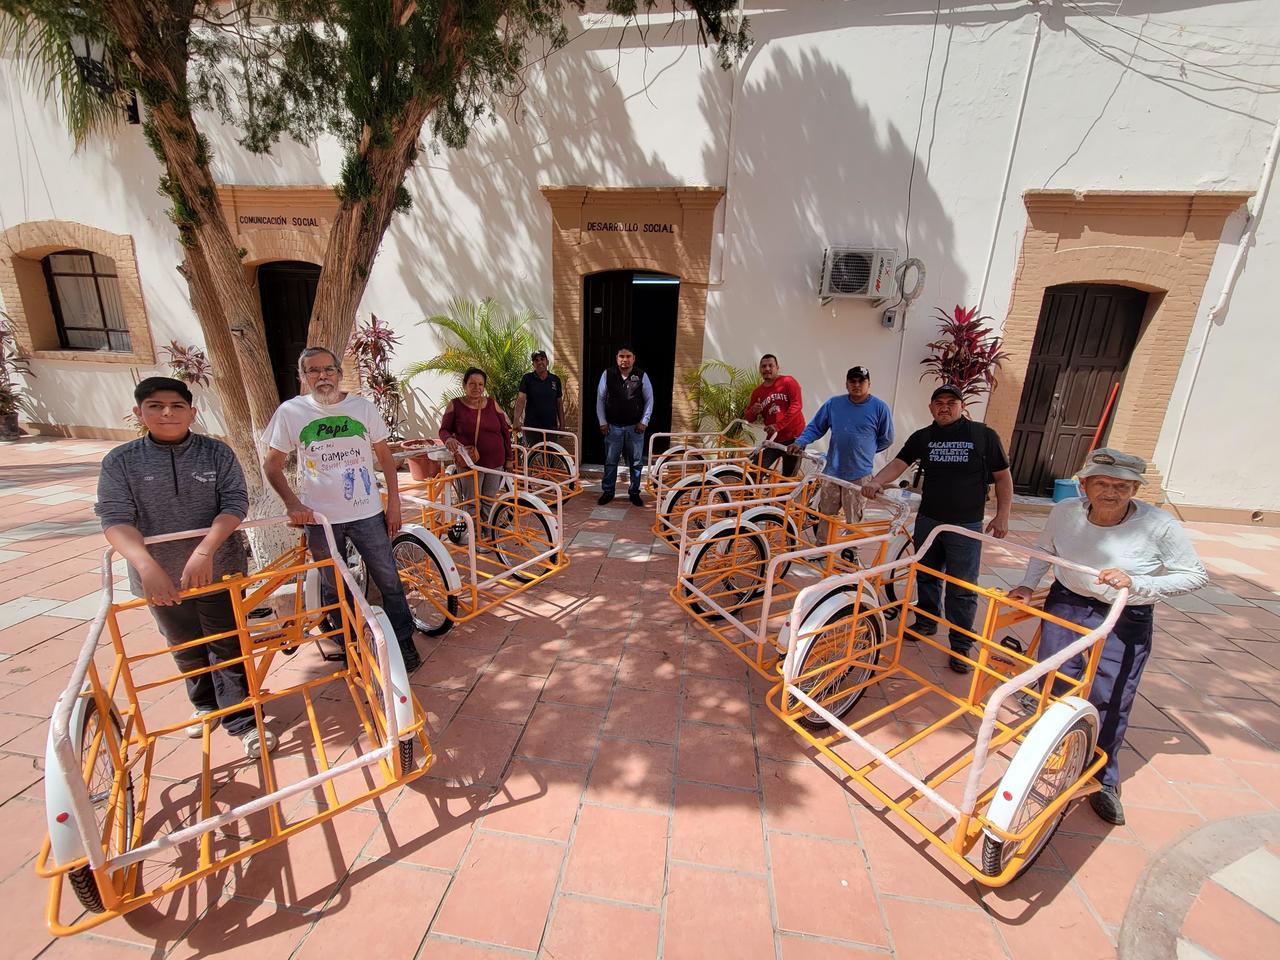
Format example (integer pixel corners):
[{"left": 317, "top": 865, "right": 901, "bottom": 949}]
[{"left": 1, "top": 1, "right": 1278, "bottom": 510}]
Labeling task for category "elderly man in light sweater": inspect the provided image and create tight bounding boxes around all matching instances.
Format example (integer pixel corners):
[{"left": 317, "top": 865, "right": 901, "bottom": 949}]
[{"left": 1009, "top": 448, "right": 1207, "bottom": 826}]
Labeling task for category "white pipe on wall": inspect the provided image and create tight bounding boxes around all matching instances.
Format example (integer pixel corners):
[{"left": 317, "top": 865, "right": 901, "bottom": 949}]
[{"left": 976, "top": 10, "right": 1042, "bottom": 311}]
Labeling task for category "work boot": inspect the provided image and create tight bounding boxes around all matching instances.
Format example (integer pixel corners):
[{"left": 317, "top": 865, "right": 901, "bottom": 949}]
[
  {"left": 1089, "top": 785, "right": 1125, "bottom": 825},
  {"left": 629, "top": 492, "right": 644, "bottom": 507},
  {"left": 400, "top": 643, "right": 422, "bottom": 673},
  {"left": 948, "top": 652, "right": 972, "bottom": 675},
  {"left": 598, "top": 492, "right": 614, "bottom": 506}
]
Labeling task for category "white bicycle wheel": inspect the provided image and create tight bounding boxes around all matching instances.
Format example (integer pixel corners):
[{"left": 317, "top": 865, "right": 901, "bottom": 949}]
[{"left": 982, "top": 697, "right": 1098, "bottom": 879}]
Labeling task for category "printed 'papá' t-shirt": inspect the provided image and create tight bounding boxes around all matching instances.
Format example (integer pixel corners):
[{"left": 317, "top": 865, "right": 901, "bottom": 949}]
[{"left": 265, "top": 393, "right": 388, "bottom": 523}]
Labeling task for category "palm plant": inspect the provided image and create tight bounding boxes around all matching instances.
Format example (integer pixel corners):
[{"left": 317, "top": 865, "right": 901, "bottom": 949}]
[
  {"left": 682, "top": 359, "right": 761, "bottom": 438},
  {"left": 1, "top": 309, "right": 33, "bottom": 434},
  {"left": 920, "top": 305, "right": 1009, "bottom": 403},
  {"left": 401, "top": 297, "right": 549, "bottom": 421}
]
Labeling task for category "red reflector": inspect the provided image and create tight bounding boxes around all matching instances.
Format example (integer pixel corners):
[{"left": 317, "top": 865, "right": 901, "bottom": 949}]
[
  {"left": 1002, "top": 790, "right": 1013, "bottom": 801},
  {"left": 399, "top": 695, "right": 407, "bottom": 703},
  {"left": 56, "top": 812, "right": 69, "bottom": 823}
]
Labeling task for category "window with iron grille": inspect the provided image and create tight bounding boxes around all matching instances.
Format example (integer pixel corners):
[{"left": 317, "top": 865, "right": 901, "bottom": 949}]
[{"left": 41, "top": 249, "right": 131, "bottom": 352}]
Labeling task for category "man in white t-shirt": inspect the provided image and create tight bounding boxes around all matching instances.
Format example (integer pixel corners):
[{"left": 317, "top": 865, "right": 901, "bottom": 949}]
[{"left": 263, "top": 346, "right": 421, "bottom": 672}]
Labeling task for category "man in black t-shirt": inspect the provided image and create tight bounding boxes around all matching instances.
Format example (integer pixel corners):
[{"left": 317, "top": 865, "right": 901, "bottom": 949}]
[
  {"left": 863, "top": 384, "right": 1013, "bottom": 674},
  {"left": 514, "top": 350, "right": 563, "bottom": 450}
]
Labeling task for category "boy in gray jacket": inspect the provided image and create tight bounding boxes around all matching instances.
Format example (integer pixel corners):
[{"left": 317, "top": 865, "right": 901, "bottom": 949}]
[{"left": 95, "top": 377, "right": 274, "bottom": 758}]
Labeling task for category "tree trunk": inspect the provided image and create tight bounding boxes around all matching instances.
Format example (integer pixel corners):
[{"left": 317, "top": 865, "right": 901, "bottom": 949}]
[
  {"left": 109, "top": 4, "right": 280, "bottom": 437},
  {"left": 309, "top": 95, "right": 438, "bottom": 352}
]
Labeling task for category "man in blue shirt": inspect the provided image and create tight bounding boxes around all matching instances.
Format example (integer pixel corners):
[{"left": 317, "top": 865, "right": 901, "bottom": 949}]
[{"left": 788, "top": 366, "right": 893, "bottom": 535}]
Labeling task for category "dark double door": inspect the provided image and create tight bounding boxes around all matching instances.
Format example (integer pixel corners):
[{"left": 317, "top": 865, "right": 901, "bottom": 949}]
[
  {"left": 581, "top": 271, "right": 679, "bottom": 464},
  {"left": 1010, "top": 284, "right": 1146, "bottom": 496},
  {"left": 258, "top": 260, "right": 321, "bottom": 402}
]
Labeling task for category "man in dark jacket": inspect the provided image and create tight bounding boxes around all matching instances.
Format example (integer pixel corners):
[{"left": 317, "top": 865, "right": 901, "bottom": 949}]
[
  {"left": 595, "top": 344, "right": 653, "bottom": 506},
  {"left": 96, "top": 377, "right": 273, "bottom": 758}
]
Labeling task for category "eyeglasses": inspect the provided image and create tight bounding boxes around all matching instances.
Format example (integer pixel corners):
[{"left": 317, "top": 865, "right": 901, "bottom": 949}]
[{"left": 304, "top": 365, "right": 339, "bottom": 376}]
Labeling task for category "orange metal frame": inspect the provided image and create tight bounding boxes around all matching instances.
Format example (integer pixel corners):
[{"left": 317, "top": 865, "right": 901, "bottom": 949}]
[{"left": 36, "top": 538, "right": 432, "bottom": 935}]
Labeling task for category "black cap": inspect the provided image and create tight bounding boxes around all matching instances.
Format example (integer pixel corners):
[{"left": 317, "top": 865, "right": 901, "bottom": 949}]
[
  {"left": 531, "top": 350, "right": 547, "bottom": 361},
  {"left": 931, "top": 383, "right": 964, "bottom": 402},
  {"left": 846, "top": 366, "right": 870, "bottom": 381},
  {"left": 134, "top": 376, "right": 193, "bottom": 405}
]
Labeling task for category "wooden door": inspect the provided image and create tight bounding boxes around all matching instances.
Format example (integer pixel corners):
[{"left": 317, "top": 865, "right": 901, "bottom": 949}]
[
  {"left": 580, "top": 271, "right": 679, "bottom": 463},
  {"left": 258, "top": 261, "right": 321, "bottom": 403},
  {"left": 1009, "top": 284, "right": 1146, "bottom": 496}
]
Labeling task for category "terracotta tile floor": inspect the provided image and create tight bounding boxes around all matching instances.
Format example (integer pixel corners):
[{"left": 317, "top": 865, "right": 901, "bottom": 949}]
[{"left": 2, "top": 438, "right": 1279, "bottom": 958}]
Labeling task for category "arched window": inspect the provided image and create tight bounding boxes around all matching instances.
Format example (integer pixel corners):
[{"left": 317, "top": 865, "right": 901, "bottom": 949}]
[{"left": 41, "top": 249, "right": 131, "bottom": 352}]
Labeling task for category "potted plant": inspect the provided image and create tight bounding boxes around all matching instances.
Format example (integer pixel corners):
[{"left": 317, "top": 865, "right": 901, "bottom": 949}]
[
  {"left": 919, "top": 305, "right": 1009, "bottom": 404},
  {"left": 0, "top": 309, "right": 33, "bottom": 441},
  {"left": 123, "top": 341, "right": 214, "bottom": 435}
]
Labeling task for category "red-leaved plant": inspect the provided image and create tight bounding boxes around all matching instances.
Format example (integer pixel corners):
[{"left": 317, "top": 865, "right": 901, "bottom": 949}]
[
  {"left": 160, "top": 340, "right": 212, "bottom": 387},
  {"left": 920, "top": 305, "right": 1009, "bottom": 403},
  {"left": 348, "top": 314, "right": 405, "bottom": 439}
]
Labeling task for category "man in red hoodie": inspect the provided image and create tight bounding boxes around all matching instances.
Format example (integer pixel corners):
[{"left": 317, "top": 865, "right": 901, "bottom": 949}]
[{"left": 742, "top": 353, "right": 806, "bottom": 475}]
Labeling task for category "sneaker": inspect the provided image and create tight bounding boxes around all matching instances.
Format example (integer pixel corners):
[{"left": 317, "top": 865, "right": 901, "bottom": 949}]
[
  {"left": 447, "top": 521, "right": 468, "bottom": 545},
  {"left": 242, "top": 728, "right": 277, "bottom": 759},
  {"left": 948, "top": 654, "right": 973, "bottom": 675},
  {"left": 839, "top": 547, "right": 861, "bottom": 567},
  {"left": 629, "top": 493, "right": 644, "bottom": 507},
  {"left": 401, "top": 644, "right": 422, "bottom": 673},
  {"left": 186, "top": 709, "right": 220, "bottom": 739},
  {"left": 1089, "top": 785, "right": 1125, "bottom": 825},
  {"left": 598, "top": 492, "right": 614, "bottom": 506}
]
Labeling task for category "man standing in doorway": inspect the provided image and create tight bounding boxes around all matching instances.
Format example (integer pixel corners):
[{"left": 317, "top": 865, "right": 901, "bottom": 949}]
[
  {"left": 262, "top": 346, "right": 422, "bottom": 673},
  {"left": 514, "top": 349, "right": 563, "bottom": 449},
  {"left": 742, "top": 353, "right": 806, "bottom": 476},
  {"left": 596, "top": 344, "right": 653, "bottom": 507},
  {"left": 788, "top": 366, "right": 894, "bottom": 536},
  {"left": 862, "top": 384, "right": 1013, "bottom": 674}
]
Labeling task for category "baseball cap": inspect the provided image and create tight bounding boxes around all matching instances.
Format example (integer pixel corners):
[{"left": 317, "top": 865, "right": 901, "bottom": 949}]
[
  {"left": 531, "top": 350, "right": 548, "bottom": 361},
  {"left": 1077, "top": 448, "right": 1148, "bottom": 485},
  {"left": 931, "top": 384, "right": 964, "bottom": 402},
  {"left": 846, "top": 366, "right": 870, "bottom": 381}
]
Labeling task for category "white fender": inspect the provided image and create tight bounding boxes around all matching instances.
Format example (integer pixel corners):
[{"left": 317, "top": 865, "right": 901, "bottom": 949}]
[
  {"left": 707, "top": 463, "right": 746, "bottom": 484},
  {"left": 984, "top": 696, "right": 1099, "bottom": 835},
  {"left": 662, "top": 471, "right": 723, "bottom": 518},
  {"left": 398, "top": 522, "right": 462, "bottom": 593},
  {"left": 740, "top": 504, "right": 799, "bottom": 544},
  {"left": 44, "top": 689, "right": 96, "bottom": 866},
  {"left": 781, "top": 579, "right": 885, "bottom": 678},
  {"left": 368, "top": 607, "right": 416, "bottom": 740},
  {"left": 681, "top": 517, "right": 762, "bottom": 576}
]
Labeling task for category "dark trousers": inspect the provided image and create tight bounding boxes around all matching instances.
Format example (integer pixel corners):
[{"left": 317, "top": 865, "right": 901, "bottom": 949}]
[
  {"left": 756, "top": 445, "right": 800, "bottom": 477},
  {"left": 306, "top": 512, "right": 417, "bottom": 652},
  {"left": 1038, "top": 580, "right": 1154, "bottom": 789},
  {"left": 150, "top": 590, "right": 255, "bottom": 736},
  {"left": 912, "top": 515, "right": 984, "bottom": 652},
  {"left": 603, "top": 424, "right": 644, "bottom": 497}
]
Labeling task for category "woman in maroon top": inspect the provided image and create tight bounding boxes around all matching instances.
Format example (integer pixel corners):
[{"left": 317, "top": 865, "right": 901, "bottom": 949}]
[{"left": 439, "top": 368, "right": 514, "bottom": 541}]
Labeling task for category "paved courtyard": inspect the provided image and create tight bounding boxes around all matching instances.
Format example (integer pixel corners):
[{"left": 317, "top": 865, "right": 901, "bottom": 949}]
[{"left": 1, "top": 438, "right": 1278, "bottom": 959}]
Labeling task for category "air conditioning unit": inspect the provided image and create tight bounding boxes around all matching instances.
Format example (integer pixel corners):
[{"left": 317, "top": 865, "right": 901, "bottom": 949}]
[{"left": 818, "top": 245, "right": 897, "bottom": 300}]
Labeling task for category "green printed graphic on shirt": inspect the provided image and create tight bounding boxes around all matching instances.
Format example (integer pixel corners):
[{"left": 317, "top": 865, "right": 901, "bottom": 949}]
[
  {"left": 297, "top": 415, "right": 375, "bottom": 506},
  {"left": 299, "top": 416, "right": 368, "bottom": 447}
]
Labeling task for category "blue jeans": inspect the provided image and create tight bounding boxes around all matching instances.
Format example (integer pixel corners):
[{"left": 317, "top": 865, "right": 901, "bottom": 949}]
[
  {"left": 1038, "top": 581, "right": 1154, "bottom": 788},
  {"left": 603, "top": 424, "right": 644, "bottom": 497},
  {"left": 306, "top": 513, "right": 417, "bottom": 651},
  {"left": 912, "top": 515, "right": 984, "bottom": 652}
]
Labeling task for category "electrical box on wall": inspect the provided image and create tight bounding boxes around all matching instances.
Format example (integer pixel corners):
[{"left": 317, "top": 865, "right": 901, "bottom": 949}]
[{"left": 818, "top": 245, "right": 897, "bottom": 300}]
